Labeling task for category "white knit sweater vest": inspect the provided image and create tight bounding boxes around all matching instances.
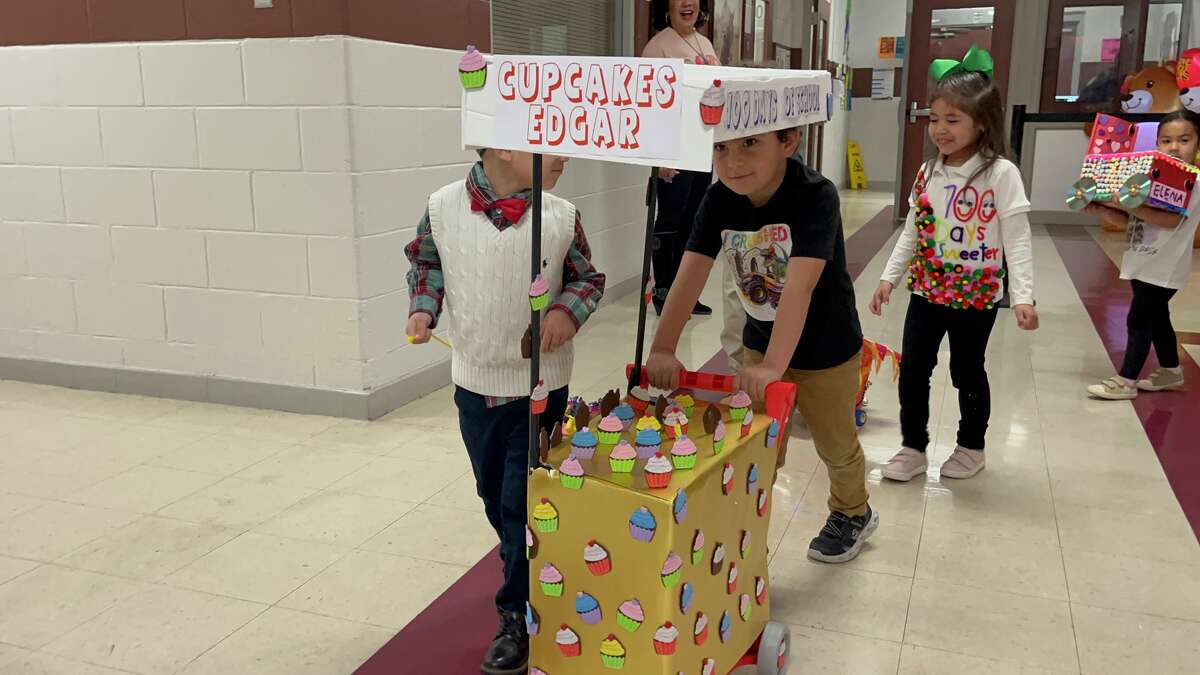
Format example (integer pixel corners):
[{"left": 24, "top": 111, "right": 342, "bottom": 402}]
[{"left": 428, "top": 180, "right": 576, "bottom": 397}]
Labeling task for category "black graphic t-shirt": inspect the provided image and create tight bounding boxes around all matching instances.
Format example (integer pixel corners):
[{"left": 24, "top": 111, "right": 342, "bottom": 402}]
[{"left": 687, "top": 158, "right": 863, "bottom": 370}]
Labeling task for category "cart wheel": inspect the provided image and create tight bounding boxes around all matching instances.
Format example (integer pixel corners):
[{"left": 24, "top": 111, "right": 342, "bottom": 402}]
[
  {"left": 854, "top": 409, "right": 867, "bottom": 428},
  {"left": 756, "top": 621, "right": 791, "bottom": 675},
  {"left": 1118, "top": 173, "right": 1151, "bottom": 209},
  {"left": 1065, "top": 177, "right": 1097, "bottom": 211}
]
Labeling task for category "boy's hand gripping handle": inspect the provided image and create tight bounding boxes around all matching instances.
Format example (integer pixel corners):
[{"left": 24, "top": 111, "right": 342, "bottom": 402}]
[{"left": 624, "top": 364, "right": 797, "bottom": 438}]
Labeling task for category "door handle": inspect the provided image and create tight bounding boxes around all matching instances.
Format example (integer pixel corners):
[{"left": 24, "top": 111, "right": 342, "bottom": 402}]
[{"left": 909, "top": 101, "right": 931, "bottom": 123}]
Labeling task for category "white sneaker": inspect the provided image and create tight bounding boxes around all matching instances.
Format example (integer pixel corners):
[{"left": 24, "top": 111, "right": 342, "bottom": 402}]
[
  {"left": 1087, "top": 377, "right": 1137, "bottom": 400},
  {"left": 880, "top": 447, "right": 928, "bottom": 482},
  {"left": 940, "top": 447, "right": 985, "bottom": 479},
  {"left": 1137, "top": 367, "right": 1184, "bottom": 392}
]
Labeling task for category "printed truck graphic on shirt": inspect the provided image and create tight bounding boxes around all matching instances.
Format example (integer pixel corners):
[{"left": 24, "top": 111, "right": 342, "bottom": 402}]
[{"left": 721, "top": 225, "right": 790, "bottom": 321}]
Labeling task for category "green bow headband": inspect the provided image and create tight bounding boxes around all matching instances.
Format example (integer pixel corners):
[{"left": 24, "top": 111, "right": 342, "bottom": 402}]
[{"left": 930, "top": 45, "right": 994, "bottom": 82}]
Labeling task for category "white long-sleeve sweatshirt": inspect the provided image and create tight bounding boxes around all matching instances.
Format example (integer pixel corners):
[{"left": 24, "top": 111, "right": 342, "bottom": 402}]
[{"left": 881, "top": 154, "right": 1035, "bottom": 308}]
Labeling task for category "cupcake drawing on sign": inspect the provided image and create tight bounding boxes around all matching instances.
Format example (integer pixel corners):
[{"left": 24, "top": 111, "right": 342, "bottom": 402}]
[
  {"left": 458, "top": 45, "right": 487, "bottom": 90},
  {"left": 700, "top": 79, "right": 725, "bottom": 125},
  {"left": 576, "top": 591, "right": 602, "bottom": 625},
  {"left": 584, "top": 540, "right": 611, "bottom": 576},
  {"left": 616, "top": 598, "right": 643, "bottom": 632},
  {"left": 694, "top": 612, "right": 709, "bottom": 645},
  {"left": 629, "top": 506, "right": 656, "bottom": 542},
  {"left": 653, "top": 622, "right": 679, "bottom": 655},
  {"left": 556, "top": 624, "right": 581, "bottom": 657}
]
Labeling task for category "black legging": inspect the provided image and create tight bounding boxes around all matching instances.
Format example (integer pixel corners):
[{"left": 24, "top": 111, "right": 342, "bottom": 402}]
[
  {"left": 653, "top": 170, "right": 711, "bottom": 293},
  {"left": 1119, "top": 279, "right": 1180, "bottom": 379}
]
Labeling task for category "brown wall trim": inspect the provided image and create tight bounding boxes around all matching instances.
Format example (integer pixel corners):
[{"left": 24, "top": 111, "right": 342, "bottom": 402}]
[
  {"left": 0, "top": 0, "right": 484, "bottom": 52},
  {"left": 850, "top": 67, "right": 902, "bottom": 99}
]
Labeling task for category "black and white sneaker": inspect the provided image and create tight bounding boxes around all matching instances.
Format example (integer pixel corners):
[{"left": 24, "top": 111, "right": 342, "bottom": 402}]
[{"left": 807, "top": 505, "right": 879, "bottom": 564}]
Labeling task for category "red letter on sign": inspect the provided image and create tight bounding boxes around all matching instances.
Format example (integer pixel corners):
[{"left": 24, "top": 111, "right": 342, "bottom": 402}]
[
  {"left": 591, "top": 108, "right": 615, "bottom": 149},
  {"left": 655, "top": 66, "right": 678, "bottom": 109},
  {"left": 541, "top": 63, "right": 563, "bottom": 102},
  {"left": 612, "top": 65, "right": 635, "bottom": 106},
  {"left": 635, "top": 64, "right": 654, "bottom": 107},
  {"left": 498, "top": 61, "right": 516, "bottom": 100},
  {"left": 528, "top": 104, "right": 545, "bottom": 144},
  {"left": 569, "top": 106, "right": 588, "bottom": 146},
  {"left": 518, "top": 63, "right": 539, "bottom": 103},
  {"left": 565, "top": 63, "right": 584, "bottom": 103},
  {"left": 585, "top": 64, "right": 609, "bottom": 105},
  {"left": 617, "top": 109, "right": 641, "bottom": 150}
]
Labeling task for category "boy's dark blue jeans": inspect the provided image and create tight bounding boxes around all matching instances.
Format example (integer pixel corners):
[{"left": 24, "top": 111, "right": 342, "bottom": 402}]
[{"left": 455, "top": 384, "right": 569, "bottom": 615}]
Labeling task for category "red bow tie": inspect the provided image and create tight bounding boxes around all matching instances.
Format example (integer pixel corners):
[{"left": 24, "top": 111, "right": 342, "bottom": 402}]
[{"left": 471, "top": 195, "right": 529, "bottom": 224}]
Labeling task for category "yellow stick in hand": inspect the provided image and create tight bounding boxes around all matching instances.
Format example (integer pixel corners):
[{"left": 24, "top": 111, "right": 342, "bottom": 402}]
[{"left": 407, "top": 334, "right": 453, "bottom": 349}]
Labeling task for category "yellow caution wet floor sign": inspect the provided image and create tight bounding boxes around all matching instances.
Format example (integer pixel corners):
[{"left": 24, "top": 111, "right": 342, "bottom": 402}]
[{"left": 847, "top": 140, "right": 868, "bottom": 190}]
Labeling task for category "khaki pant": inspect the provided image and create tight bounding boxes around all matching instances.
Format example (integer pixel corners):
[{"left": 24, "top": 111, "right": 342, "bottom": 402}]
[
  {"left": 744, "top": 348, "right": 869, "bottom": 517},
  {"left": 721, "top": 266, "right": 746, "bottom": 370}
]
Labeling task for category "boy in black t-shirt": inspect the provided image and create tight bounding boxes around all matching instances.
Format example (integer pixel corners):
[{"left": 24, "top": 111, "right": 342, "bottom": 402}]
[{"left": 646, "top": 127, "right": 877, "bottom": 563}]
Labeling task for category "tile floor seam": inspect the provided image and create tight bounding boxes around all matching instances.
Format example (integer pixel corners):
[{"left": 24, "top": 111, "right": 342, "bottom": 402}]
[
  {"left": 169, "top": 602, "right": 273, "bottom": 675},
  {"left": 1067, "top": 599, "right": 1200, "bottom": 627}
]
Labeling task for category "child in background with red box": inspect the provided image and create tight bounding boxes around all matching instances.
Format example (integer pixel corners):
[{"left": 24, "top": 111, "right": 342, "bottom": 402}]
[
  {"left": 405, "top": 148, "right": 605, "bottom": 674},
  {"left": 1085, "top": 110, "right": 1200, "bottom": 399}
]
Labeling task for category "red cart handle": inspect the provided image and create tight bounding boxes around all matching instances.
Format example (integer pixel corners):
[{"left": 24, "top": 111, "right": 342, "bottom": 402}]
[{"left": 625, "top": 364, "right": 796, "bottom": 434}]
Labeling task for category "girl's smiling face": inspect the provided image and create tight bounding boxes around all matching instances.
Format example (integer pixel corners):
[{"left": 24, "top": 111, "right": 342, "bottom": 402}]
[
  {"left": 928, "top": 98, "right": 983, "bottom": 162},
  {"left": 1156, "top": 118, "right": 1200, "bottom": 164},
  {"left": 670, "top": 0, "right": 700, "bottom": 32}
]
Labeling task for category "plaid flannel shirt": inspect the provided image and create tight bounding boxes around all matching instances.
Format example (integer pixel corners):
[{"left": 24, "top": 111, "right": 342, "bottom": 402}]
[{"left": 405, "top": 163, "right": 606, "bottom": 407}]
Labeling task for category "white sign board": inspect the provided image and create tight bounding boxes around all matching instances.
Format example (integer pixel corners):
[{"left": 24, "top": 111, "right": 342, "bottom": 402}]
[
  {"left": 487, "top": 56, "right": 685, "bottom": 162},
  {"left": 462, "top": 56, "right": 833, "bottom": 172}
]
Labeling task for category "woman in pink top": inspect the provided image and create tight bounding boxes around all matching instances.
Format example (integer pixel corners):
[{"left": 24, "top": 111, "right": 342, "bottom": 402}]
[{"left": 642, "top": 0, "right": 719, "bottom": 317}]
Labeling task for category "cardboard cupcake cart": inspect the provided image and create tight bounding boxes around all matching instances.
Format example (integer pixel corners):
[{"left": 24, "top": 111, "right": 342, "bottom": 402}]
[{"left": 459, "top": 49, "right": 832, "bottom": 675}]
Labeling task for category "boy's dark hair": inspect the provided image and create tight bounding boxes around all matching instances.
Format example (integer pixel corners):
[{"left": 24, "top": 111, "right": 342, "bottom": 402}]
[
  {"left": 652, "top": 0, "right": 709, "bottom": 32},
  {"left": 929, "top": 70, "right": 1010, "bottom": 188},
  {"left": 476, "top": 148, "right": 487, "bottom": 158},
  {"left": 1157, "top": 109, "right": 1200, "bottom": 138}
]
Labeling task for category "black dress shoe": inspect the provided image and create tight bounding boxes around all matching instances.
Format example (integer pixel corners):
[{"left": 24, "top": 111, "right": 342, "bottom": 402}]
[
  {"left": 692, "top": 301, "right": 713, "bottom": 316},
  {"left": 480, "top": 611, "right": 528, "bottom": 675}
]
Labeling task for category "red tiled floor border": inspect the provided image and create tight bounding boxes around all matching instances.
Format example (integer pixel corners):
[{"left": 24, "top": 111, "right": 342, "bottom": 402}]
[
  {"left": 1049, "top": 226, "right": 1200, "bottom": 538},
  {"left": 352, "top": 206, "right": 898, "bottom": 674}
]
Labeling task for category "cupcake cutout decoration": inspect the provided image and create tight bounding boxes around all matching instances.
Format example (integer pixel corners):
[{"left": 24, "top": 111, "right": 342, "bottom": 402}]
[
  {"left": 571, "top": 426, "right": 598, "bottom": 460},
  {"left": 740, "top": 409, "right": 754, "bottom": 438},
  {"left": 711, "top": 543, "right": 726, "bottom": 575},
  {"left": 660, "top": 551, "right": 683, "bottom": 588},
  {"left": 680, "top": 582, "right": 694, "bottom": 613},
  {"left": 529, "top": 274, "right": 550, "bottom": 311},
  {"left": 556, "top": 623, "right": 580, "bottom": 657},
  {"left": 609, "top": 441, "right": 637, "bottom": 474},
  {"left": 534, "top": 498, "right": 559, "bottom": 532},
  {"left": 597, "top": 414, "right": 624, "bottom": 445},
  {"left": 702, "top": 657, "right": 717, "bottom": 675},
  {"left": 727, "top": 562, "right": 738, "bottom": 594},
  {"left": 719, "top": 610, "right": 732, "bottom": 643},
  {"left": 721, "top": 462, "right": 735, "bottom": 494},
  {"left": 613, "top": 402, "right": 635, "bottom": 430},
  {"left": 663, "top": 406, "right": 689, "bottom": 439},
  {"left": 635, "top": 427, "right": 661, "bottom": 459},
  {"left": 755, "top": 576, "right": 767, "bottom": 605},
  {"left": 629, "top": 506, "right": 656, "bottom": 542},
  {"left": 559, "top": 455, "right": 584, "bottom": 489},
  {"left": 539, "top": 563, "right": 563, "bottom": 597},
  {"left": 531, "top": 380, "right": 548, "bottom": 415},
  {"left": 616, "top": 598, "right": 643, "bottom": 632},
  {"left": 673, "top": 391, "right": 695, "bottom": 417},
  {"left": 729, "top": 390, "right": 752, "bottom": 421},
  {"left": 628, "top": 386, "right": 651, "bottom": 415},
  {"left": 584, "top": 540, "right": 611, "bottom": 575},
  {"left": 747, "top": 464, "right": 759, "bottom": 495},
  {"left": 653, "top": 622, "right": 679, "bottom": 655},
  {"left": 757, "top": 488, "right": 769, "bottom": 517},
  {"left": 673, "top": 488, "right": 687, "bottom": 524},
  {"left": 700, "top": 79, "right": 725, "bottom": 125},
  {"left": 740, "top": 530, "right": 751, "bottom": 559},
  {"left": 526, "top": 601, "right": 540, "bottom": 636},
  {"left": 670, "top": 431, "right": 697, "bottom": 470},
  {"left": 703, "top": 404, "right": 721, "bottom": 434},
  {"left": 713, "top": 419, "right": 726, "bottom": 454},
  {"left": 458, "top": 45, "right": 487, "bottom": 90},
  {"left": 739, "top": 593, "right": 752, "bottom": 621},
  {"left": 691, "top": 529, "right": 705, "bottom": 565},
  {"left": 636, "top": 412, "right": 661, "bottom": 433},
  {"left": 526, "top": 525, "right": 538, "bottom": 559},
  {"left": 599, "top": 634, "right": 626, "bottom": 670},
  {"left": 600, "top": 389, "right": 621, "bottom": 417},
  {"left": 644, "top": 452, "right": 673, "bottom": 489},
  {"left": 767, "top": 418, "right": 780, "bottom": 448},
  {"left": 694, "top": 612, "right": 709, "bottom": 645},
  {"left": 575, "top": 591, "right": 602, "bottom": 624}
]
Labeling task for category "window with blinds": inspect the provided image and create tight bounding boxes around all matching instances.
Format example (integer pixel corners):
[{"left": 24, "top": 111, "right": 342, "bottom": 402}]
[{"left": 491, "top": 0, "right": 619, "bottom": 56}]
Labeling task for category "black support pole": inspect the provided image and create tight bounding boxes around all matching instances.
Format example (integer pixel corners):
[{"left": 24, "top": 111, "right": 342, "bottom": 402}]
[
  {"left": 528, "top": 154, "right": 544, "bottom": 472},
  {"left": 629, "top": 169, "right": 658, "bottom": 394}
]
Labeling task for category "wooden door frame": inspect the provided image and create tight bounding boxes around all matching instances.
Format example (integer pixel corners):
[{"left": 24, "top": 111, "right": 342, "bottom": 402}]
[
  {"left": 1039, "top": 0, "right": 1146, "bottom": 113},
  {"left": 898, "top": 0, "right": 1016, "bottom": 217}
]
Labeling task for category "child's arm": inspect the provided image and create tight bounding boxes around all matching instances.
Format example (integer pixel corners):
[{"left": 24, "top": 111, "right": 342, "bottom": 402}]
[
  {"left": 1125, "top": 203, "right": 1185, "bottom": 229},
  {"left": 737, "top": 256, "right": 824, "bottom": 401},
  {"left": 998, "top": 210, "right": 1039, "bottom": 330},
  {"left": 542, "top": 212, "right": 607, "bottom": 353},
  {"left": 647, "top": 252, "right": 716, "bottom": 390},
  {"left": 404, "top": 207, "right": 444, "bottom": 343},
  {"left": 871, "top": 206, "right": 919, "bottom": 315}
]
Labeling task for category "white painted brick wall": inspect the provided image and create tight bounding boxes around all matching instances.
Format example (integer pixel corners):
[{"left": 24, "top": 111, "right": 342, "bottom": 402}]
[{"left": 0, "top": 36, "right": 645, "bottom": 401}]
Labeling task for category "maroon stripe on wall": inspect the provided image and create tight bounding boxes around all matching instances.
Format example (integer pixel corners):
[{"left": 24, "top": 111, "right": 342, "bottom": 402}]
[
  {"left": 0, "top": 0, "right": 485, "bottom": 50},
  {"left": 1050, "top": 226, "right": 1200, "bottom": 537},
  {"left": 352, "top": 205, "right": 900, "bottom": 674}
]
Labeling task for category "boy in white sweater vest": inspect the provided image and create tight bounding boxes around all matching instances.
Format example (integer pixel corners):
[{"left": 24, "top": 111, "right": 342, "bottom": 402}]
[{"left": 405, "top": 149, "right": 605, "bottom": 675}]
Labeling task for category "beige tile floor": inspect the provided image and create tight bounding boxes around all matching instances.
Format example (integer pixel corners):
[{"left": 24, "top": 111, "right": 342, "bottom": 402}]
[{"left": 1, "top": 192, "right": 1199, "bottom": 674}]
